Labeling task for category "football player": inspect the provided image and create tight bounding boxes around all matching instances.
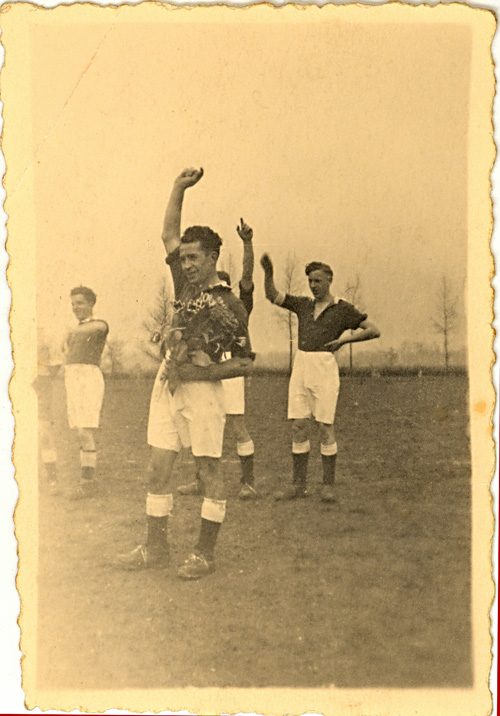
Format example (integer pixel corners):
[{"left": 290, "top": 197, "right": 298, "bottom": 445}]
[
  {"left": 64, "top": 287, "right": 109, "bottom": 497},
  {"left": 177, "top": 218, "right": 257, "bottom": 500},
  {"left": 261, "top": 254, "right": 380, "bottom": 501},
  {"left": 116, "top": 168, "right": 254, "bottom": 579}
]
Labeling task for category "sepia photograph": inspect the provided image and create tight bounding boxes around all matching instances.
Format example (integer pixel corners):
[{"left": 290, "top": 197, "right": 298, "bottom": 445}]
[{"left": 1, "top": 2, "right": 496, "bottom": 714}]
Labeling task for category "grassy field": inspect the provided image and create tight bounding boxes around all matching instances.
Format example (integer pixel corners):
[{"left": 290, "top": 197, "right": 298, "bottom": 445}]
[{"left": 37, "top": 373, "right": 471, "bottom": 689}]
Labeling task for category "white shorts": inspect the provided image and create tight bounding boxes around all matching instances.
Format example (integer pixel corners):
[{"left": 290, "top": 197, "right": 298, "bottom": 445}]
[
  {"left": 64, "top": 364, "right": 105, "bottom": 429},
  {"left": 147, "top": 361, "right": 226, "bottom": 458},
  {"left": 288, "top": 350, "right": 340, "bottom": 424},
  {"left": 222, "top": 376, "right": 245, "bottom": 415}
]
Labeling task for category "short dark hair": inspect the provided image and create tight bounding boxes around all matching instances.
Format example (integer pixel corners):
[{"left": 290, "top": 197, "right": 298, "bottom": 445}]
[
  {"left": 305, "top": 261, "right": 333, "bottom": 281},
  {"left": 70, "top": 286, "right": 97, "bottom": 305},
  {"left": 181, "top": 226, "right": 223, "bottom": 258},
  {"left": 217, "top": 270, "right": 231, "bottom": 287}
]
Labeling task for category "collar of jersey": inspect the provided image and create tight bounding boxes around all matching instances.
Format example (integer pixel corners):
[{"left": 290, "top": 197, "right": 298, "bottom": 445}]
[
  {"left": 78, "top": 316, "right": 105, "bottom": 324},
  {"left": 205, "top": 281, "right": 232, "bottom": 291},
  {"left": 313, "top": 295, "right": 340, "bottom": 308}
]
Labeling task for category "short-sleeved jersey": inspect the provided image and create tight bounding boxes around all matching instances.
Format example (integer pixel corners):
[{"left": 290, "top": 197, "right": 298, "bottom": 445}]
[
  {"left": 65, "top": 318, "right": 109, "bottom": 366},
  {"left": 238, "top": 282, "right": 254, "bottom": 317},
  {"left": 277, "top": 294, "right": 367, "bottom": 352},
  {"left": 165, "top": 248, "right": 253, "bottom": 360}
]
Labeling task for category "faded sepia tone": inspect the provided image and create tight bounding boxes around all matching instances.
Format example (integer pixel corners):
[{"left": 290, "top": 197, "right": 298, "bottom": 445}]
[{"left": 2, "top": 2, "right": 495, "bottom": 714}]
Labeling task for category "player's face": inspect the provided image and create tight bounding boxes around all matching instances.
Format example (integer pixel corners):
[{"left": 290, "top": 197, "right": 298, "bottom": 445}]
[
  {"left": 308, "top": 270, "right": 331, "bottom": 301},
  {"left": 71, "top": 294, "right": 93, "bottom": 321},
  {"left": 179, "top": 241, "right": 217, "bottom": 286}
]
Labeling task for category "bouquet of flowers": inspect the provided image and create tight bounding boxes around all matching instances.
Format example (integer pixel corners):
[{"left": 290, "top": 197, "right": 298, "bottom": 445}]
[{"left": 163, "top": 292, "right": 243, "bottom": 393}]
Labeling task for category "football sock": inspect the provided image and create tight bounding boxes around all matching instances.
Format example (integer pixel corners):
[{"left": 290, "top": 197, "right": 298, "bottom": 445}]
[
  {"left": 41, "top": 448, "right": 57, "bottom": 483},
  {"left": 321, "top": 443, "right": 338, "bottom": 486},
  {"left": 80, "top": 449, "right": 96, "bottom": 482},
  {"left": 237, "top": 440, "right": 254, "bottom": 485},
  {"left": 146, "top": 493, "right": 173, "bottom": 554},
  {"left": 196, "top": 498, "right": 226, "bottom": 559},
  {"left": 292, "top": 441, "right": 310, "bottom": 487}
]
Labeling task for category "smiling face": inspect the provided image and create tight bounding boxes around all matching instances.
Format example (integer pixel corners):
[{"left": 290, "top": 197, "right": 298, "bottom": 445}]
[
  {"left": 71, "top": 293, "right": 94, "bottom": 321},
  {"left": 179, "top": 240, "right": 218, "bottom": 286},
  {"left": 307, "top": 269, "right": 332, "bottom": 301}
]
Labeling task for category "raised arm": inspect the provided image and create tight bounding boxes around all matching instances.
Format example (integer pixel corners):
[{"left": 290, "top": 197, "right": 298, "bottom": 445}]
[
  {"left": 260, "top": 253, "right": 279, "bottom": 303},
  {"left": 236, "top": 218, "right": 254, "bottom": 292},
  {"left": 161, "top": 167, "right": 204, "bottom": 255}
]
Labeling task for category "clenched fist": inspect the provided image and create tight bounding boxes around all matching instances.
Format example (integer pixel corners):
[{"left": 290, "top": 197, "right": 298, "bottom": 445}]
[
  {"left": 260, "top": 253, "right": 274, "bottom": 274},
  {"left": 175, "top": 167, "right": 204, "bottom": 189}
]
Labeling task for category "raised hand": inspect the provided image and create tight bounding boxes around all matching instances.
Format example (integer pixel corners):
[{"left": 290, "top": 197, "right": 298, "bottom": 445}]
[
  {"left": 236, "top": 218, "right": 253, "bottom": 243},
  {"left": 175, "top": 167, "right": 204, "bottom": 189},
  {"left": 260, "top": 253, "right": 274, "bottom": 274}
]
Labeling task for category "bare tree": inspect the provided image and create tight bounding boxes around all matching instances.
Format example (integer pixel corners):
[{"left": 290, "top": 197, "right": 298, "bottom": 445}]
[
  {"left": 141, "top": 274, "right": 173, "bottom": 362},
  {"left": 343, "top": 274, "right": 363, "bottom": 372},
  {"left": 218, "top": 251, "right": 237, "bottom": 286},
  {"left": 106, "top": 338, "right": 126, "bottom": 375},
  {"left": 274, "top": 252, "right": 303, "bottom": 373},
  {"left": 432, "top": 275, "right": 458, "bottom": 372}
]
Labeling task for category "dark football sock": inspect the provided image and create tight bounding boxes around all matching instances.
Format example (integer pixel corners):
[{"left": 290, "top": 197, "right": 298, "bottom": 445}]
[
  {"left": 146, "top": 516, "right": 169, "bottom": 555},
  {"left": 81, "top": 466, "right": 95, "bottom": 482},
  {"left": 239, "top": 454, "right": 254, "bottom": 485},
  {"left": 80, "top": 450, "right": 97, "bottom": 482},
  {"left": 322, "top": 454, "right": 337, "bottom": 485},
  {"left": 195, "top": 518, "right": 221, "bottom": 560},
  {"left": 292, "top": 452, "right": 309, "bottom": 487}
]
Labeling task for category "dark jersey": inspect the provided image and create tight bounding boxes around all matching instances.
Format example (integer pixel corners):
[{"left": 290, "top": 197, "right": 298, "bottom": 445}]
[
  {"left": 165, "top": 248, "right": 253, "bottom": 360},
  {"left": 66, "top": 319, "right": 109, "bottom": 365},
  {"left": 238, "top": 282, "right": 254, "bottom": 317},
  {"left": 279, "top": 294, "right": 366, "bottom": 352}
]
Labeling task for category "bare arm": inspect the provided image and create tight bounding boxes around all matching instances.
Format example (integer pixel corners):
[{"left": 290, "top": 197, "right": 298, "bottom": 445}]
[
  {"left": 177, "top": 356, "right": 253, "bottom": 382},
  {"left": 237, "top": 219, "right": 254, "bottom": 292},
  {"left": 161, "top": 167, "right": 204, "bottom": 255},
  {"left": 260, "top": 253, "right": 279, "bottom": 303},
  {"left": 325, "top": 319, "right": 381, "bottom": 352}
]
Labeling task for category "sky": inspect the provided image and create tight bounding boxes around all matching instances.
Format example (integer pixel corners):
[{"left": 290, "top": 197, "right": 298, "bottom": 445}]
[{"left": 31, "top": 13, "right": 471, "bottom": 360}]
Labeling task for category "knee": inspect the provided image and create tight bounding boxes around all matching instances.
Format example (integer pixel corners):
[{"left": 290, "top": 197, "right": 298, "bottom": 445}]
[
  {"left": 148, "top": 450, "right": 174, "bottom": 493},
  {"left": 77, "top": 428, "right": 94, "bottom": 451},
  {"left": 233, "top": 417, "right": 250, "bottom": 444},
  {"left": 292, "top": 420, "right": 308, "bottom": 444},
  {"left": 205, "top": 477, "right": 225, "bottom": 501},
  {"left": 318, "top": 422, "right": 335, "bottom": 445},
  {"left": 198, "top": 458, "right": 225, "bottom": 500},
  {"left": 148, "top": 461, "right": 167, "bottom": 493}
]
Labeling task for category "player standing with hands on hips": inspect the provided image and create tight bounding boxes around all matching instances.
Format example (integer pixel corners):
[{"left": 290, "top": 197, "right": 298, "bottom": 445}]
[
  {"left": 260, "top": 254, "right": 380, "bottom": 502},
  {"left": 64, "top": 287, "right": 109, "bottom": 498}
]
